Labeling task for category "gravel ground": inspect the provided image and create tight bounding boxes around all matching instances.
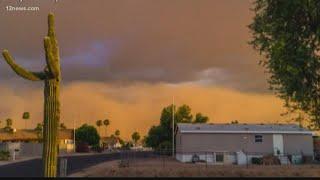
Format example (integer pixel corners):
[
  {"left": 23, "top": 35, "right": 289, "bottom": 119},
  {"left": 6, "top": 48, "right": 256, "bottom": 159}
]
[{"left": 68, "top": 157, "right": 320, "bottom": 177}]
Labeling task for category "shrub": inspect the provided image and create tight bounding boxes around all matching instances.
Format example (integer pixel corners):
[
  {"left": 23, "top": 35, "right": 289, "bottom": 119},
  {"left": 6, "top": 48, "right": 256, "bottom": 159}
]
[
  {"left": 0, "top": 150, "right": 10, "bottom": 161},
  {"left": 251, "top": 157, "right": 263, "bottom": 165},
  {"left": 262, "top": 155, "right": 280, "bottom": 165}
]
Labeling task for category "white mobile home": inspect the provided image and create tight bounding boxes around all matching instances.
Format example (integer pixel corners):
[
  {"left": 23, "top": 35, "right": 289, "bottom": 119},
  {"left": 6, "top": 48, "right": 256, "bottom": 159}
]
[{"left": 176, "top": 123, "right": 314, "bottom": 165}]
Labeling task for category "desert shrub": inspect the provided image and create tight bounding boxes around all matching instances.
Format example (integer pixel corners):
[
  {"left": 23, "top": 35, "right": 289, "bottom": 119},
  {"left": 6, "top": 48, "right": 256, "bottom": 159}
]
[
  {"left": 0, "top": 150, "right": 10, "bottom": 161},
  {"left": 262, "top": 155, "right": 280, "bottom": 165},
  {"left": 251, "top": 157, "right": 263, "bottom": 165}
]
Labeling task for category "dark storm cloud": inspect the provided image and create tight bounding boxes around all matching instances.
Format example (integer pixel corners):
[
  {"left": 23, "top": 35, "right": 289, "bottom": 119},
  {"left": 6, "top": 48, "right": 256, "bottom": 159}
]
[{"left": 0, "top": 0, "right": 268, "bottom": 92}]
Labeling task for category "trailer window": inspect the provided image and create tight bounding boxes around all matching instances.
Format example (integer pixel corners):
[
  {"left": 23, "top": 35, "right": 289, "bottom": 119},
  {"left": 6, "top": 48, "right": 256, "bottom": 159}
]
[
  {"left": 255, "top": 135, "right": 263, "bottom": 143},
  {"left": 216, "top": 153, "right": 224, "bottom": 162}
]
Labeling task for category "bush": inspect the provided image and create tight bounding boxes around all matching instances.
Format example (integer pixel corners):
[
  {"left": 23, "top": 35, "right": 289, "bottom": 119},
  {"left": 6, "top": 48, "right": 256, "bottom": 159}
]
[
  {"left": 262, "top": 155, "right": 280, "bottom": 165},
  {"left": 251, "top": 157, "right": 263, "bottom": 165},
  {"left": 0, "top": 150, "right": 10, "bottom": 161}
]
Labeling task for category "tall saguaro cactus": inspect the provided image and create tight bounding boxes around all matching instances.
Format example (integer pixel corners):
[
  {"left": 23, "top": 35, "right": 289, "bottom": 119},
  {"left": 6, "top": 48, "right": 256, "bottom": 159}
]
[{"left": 2, "top": 13, "right": 61, "bottom": 177}]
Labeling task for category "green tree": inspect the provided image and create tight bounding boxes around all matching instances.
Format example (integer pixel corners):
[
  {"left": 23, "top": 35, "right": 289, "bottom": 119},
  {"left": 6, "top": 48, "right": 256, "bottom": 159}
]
[
  {"left": 96, "top": 120, "right": 103, "bottom": 135},
  {"left": 35, "top": 123, "right": 43, "bottom": 132},
  {"left": 176, "top": 105, "right": 193, "bottom": 123},
  {"left": 115, "top": 129, "right": 120, "bottom": 137},
  {"left": 22, "top": 112, "right": 30, "bottom": 119},
  {"left": 193, "top": 113, "right": 209, "bottom": 123},
  {"left": 231, "top": 120, "right": 239, "bottom": 124},
  {"left": 35, "top": 123, "right": 44, "bottom": 140},
  {"left": 145, "top": 104, "right": 209, "bottom": 149},
  {"left": 75, "top": 124, "right": 100, "bottom": 146},
  {"left": 103, "top": 119, "right": 110, "bottom": 137},
  {"left": 249, "top": 0, "right": 320, "bottom": 129},
  {"left": 22, "top": 112, "right": 30, "bottom": 129},
  {"left": 6, "top": 118, "right": 12, "bottom": 127},
  {"left": 4, "top": 118, "right": 13, "bottom": 132},
  {"left": 131, "top": 131, "right": 141, "bottom": 145},
  {"left": 145, "top": 125, "right": 169, "bottom": 148}
]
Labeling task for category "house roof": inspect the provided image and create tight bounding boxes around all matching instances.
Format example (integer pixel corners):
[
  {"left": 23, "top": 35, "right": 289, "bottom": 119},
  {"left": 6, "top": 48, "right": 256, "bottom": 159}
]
[
  {"left": 101, "top": 136, "right": 120, "bottom": 145},
  {"left": 177, "top": 123, "right": 313, "bottom": 135},
  {"left": 0, "top": 129, "right": 74, "bottom": 141}
]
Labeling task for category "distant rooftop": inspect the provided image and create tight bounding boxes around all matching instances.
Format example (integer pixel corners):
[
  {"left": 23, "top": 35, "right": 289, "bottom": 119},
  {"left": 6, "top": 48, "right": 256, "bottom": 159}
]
[
  {"left": 0, "top": 129, "right": 74, "bottom": 141},
  {"left": 177, "top": 123, "right": 313, "bottom": 135}
]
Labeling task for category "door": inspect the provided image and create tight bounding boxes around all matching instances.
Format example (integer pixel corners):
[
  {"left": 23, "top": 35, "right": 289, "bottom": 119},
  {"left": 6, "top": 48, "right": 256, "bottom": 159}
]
[{"left": 273, "top": 134, "right": 284, "bottom": 155}]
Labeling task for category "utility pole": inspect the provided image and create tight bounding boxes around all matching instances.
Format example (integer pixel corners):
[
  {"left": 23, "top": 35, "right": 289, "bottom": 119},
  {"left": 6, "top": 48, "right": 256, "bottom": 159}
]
[
  {"left": 172, "top": 96, "right": 175, "bottom": 158},
  {"left": 73, "top": 115, "right": 76, "bottom": 153}
]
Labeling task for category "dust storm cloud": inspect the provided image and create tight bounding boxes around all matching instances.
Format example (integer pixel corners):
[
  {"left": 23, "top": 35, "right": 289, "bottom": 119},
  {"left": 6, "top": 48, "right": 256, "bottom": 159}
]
[{"left": 0, "top": 82, "right": 286, "bottom": 139}]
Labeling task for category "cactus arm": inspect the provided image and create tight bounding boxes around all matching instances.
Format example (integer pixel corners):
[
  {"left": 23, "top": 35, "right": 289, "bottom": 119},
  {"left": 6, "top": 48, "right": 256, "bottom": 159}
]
[
  {"left": 2, "top": 50, "right": 45, "bottom": 81},
  {"left": 44, "top": 37, "right": 59, "bottom": 78},
  {"left": 45, "top": 13, "right": 60, "bottom": 78}
]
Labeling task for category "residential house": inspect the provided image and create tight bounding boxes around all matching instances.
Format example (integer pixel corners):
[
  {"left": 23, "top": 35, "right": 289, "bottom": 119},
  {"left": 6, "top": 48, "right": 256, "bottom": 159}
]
[
  {"left": 101, "top": 136, "right": 122, "bottom": 150},
  {"left": 0, "top": 129, "right": 75, "bottom": 158}
]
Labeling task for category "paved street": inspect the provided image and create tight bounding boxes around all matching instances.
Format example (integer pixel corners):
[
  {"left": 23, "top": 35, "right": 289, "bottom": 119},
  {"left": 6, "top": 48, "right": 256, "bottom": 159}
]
[{"left": 0, "top": 151, "right": 153, "bottom": 177}]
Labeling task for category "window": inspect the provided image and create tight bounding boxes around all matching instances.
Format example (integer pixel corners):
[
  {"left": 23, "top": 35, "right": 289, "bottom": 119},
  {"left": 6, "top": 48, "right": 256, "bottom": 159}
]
[
  {"left": 255, "top": 135, "right": 263, "bottom": 143},
  {"left": 216, "top": 153, "right": 224, "bottom": 162}
]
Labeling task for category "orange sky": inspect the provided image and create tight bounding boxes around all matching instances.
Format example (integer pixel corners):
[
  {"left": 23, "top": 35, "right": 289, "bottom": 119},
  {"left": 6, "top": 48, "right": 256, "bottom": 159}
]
[{"left": 0, "top": 82, "right": 288, "bottom": 139}]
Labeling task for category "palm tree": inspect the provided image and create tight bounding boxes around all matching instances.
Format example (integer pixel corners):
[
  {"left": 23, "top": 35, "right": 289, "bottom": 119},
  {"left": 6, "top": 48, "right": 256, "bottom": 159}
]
[
  {"left": 103, "top": 119, "right": 110, "bottom": 137},
  {"left": 35, "top": 123, "right": 44, "bottom": 140},
  {"left": 5, "top": 118, "right": 13, "bottom": 132},
  {"left": 22, "top": 112, "right": 30, "bottom": 129},
  {"left": 131, "top": 132, "right": 141, "bottom": 146},
  {"left": 115, "top": 129, "right": 120, "bottom": 137},
  {"left": 96, "top": 120, "right": 103, "bottom": 135},
  {"left": 60, "top": 123, "right": 67, "bottom": 130}
]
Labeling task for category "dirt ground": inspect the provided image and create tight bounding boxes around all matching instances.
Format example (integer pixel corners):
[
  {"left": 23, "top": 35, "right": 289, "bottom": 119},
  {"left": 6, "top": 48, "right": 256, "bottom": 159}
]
[{"left": 69, "top": 157, "right": 320, "bottom": 177}]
